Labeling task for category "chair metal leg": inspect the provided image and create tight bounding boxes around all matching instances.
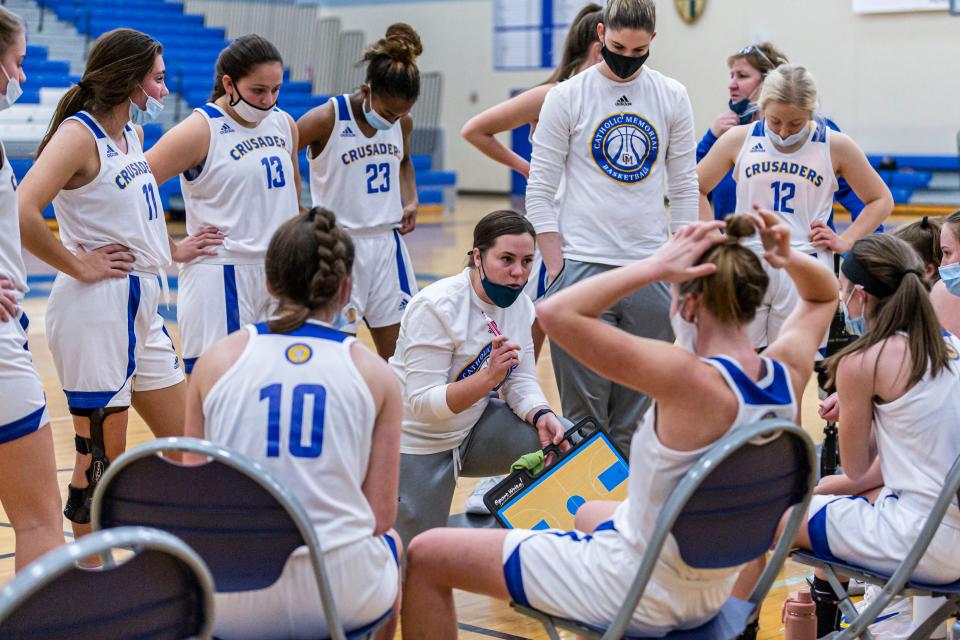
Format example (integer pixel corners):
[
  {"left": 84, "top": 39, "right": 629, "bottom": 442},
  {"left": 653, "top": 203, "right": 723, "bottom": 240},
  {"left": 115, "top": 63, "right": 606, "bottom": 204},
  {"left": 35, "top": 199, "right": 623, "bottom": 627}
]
[
  {"left": 825, "top": 567, "right": 876, "bottom": 640},
  {"left": 905, "top": 598, "right": 959, "bottom": 640}
]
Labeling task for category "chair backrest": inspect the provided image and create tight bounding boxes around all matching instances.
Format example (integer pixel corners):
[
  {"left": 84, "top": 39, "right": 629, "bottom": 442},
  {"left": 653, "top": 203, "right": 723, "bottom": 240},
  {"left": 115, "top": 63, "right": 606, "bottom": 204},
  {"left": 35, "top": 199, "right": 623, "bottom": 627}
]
[
  {"left": 90, "top": 437, "right": 347, "bottom": 640},
  {"left": 601, "top": 419, "right": 816, "bottom": 640},
  {"left": 0, "top": 526, "right": 214, "bottom": 639},
  {"left": 672, "top": 425, "right": 814, "bottom": 568}
]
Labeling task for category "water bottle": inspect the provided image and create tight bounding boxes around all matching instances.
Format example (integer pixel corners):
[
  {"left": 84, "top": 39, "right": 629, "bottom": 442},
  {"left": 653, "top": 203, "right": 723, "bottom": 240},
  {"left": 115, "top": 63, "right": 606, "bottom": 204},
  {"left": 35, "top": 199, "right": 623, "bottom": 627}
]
[{"left": 783, "top": 590, "right": 817, "bottom": 640}]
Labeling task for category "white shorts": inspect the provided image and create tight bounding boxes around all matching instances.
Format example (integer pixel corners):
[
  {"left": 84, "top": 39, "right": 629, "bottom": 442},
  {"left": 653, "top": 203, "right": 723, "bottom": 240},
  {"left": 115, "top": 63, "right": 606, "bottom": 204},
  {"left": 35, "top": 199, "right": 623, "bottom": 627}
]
[
  {"left": 338, "top": 229, "right": 416, "bottom": 333},
  {"left": 748, "top": 250, "right": 833, "bottom": 352},
  {"left": 214, "top": 534, "right": 399, "bottom": 639},
  {"left": 0, "top": 312, "right": 49, "bottom": 443},
  {"left": 46, "top": 273, "right": 184, "bottom": 410},
  {"left": 523, "top": 248, "right": 549, "bottom": 302},
  {"left": 502, "top": 521, "right": 733, "bottom": 636},
  {"left": 808, "top": 489, "right": 960, "bottom": 585},
  {"left": 178, "top": 262, "right": 275, "bottom": 373}
]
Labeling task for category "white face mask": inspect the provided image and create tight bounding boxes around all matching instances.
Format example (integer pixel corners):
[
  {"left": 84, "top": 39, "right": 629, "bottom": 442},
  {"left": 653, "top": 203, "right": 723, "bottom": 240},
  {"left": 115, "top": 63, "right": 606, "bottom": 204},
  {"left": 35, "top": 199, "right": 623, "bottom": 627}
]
[
  {"left": 362, "top": 90, "right": 393, "bottom": 131},
  {"left": 229, "top": 86, "right": 274, "bottom": 124},
  {"left": 670, "top": 296, "right": 699, "bottom": 353},
  {"left": 766, "top": 121, "right": 809, "bottom": 148},
  {"left": 0, "top": 64, "right": 23, "bottom": 112},
  {"left": 129, "top": 85, "right": 163, "bottom": 124}
]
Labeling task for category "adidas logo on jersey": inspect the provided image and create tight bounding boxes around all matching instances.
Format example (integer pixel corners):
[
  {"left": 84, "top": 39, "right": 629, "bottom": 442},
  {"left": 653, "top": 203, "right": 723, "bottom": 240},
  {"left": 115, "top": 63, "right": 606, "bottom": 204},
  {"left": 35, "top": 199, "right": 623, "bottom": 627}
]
[
  {"left": 341, "top": 126, "right": 356, "bottom": 138},
  {"left": 750, "top": 142, "right": 765, "bottom": 153},
  {"left": 219, "top": 122, "right": 234, "bottom": 135},
  {"left": 105, "top": 145, "right": 119, "bottom": 158},
  {"left": 615, "top": 95, "right": 632, "bottom": 107}
]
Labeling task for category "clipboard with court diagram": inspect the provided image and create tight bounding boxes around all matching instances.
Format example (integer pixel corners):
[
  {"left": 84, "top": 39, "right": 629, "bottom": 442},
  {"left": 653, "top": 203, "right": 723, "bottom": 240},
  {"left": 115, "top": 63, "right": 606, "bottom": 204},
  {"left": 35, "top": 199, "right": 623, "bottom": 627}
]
[{"left": 484, "top": 417, "right": 630, "bottom": 531}]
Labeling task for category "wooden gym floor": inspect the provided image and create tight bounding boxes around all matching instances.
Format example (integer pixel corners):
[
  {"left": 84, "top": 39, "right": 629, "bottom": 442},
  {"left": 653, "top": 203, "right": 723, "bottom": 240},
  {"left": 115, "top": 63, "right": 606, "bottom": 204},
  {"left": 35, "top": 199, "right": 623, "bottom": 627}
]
[{"left": 2, "top": 194, "right": 921, "bottom": 638}]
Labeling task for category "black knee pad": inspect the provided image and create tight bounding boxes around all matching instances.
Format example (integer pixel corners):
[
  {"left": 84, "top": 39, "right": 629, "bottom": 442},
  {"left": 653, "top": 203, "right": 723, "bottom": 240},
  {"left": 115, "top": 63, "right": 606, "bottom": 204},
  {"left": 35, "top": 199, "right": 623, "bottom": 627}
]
[
  {"left": 64, "top": 484, "right": 92, "bottom": 524},
  {"left": 64, "top": 406, "right": 126, "bottom": 524}
]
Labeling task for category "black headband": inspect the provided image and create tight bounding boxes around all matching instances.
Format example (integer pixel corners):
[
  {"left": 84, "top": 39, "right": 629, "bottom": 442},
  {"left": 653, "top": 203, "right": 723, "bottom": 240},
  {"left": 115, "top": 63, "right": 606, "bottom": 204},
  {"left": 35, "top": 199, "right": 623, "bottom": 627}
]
[{"left": 841, "top": 252, "right": 896, "bottom": 298}]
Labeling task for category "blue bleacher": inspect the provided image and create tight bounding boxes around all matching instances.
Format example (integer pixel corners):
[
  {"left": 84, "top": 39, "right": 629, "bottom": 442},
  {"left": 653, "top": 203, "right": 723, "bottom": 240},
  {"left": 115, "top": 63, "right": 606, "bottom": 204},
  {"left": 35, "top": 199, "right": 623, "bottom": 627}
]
[
  {"left": 868, "top": 154, "right": 960, "bottom": 173},
  {"left": 22, "top": 0, "right": 456, "bottom": 212}
]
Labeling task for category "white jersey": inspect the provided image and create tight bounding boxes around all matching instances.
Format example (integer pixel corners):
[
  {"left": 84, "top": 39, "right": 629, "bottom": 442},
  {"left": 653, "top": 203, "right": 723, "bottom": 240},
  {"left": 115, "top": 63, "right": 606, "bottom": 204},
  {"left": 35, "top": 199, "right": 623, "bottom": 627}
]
[
  {"left": 734, "top": 119, "right": 839, "bottom": 262},
  {"left": 613, "top": 354, "right": 796, "bottom": 581},
  {"left": 524, "top": 65, "right": 699, "bottom": 266},
  {"left": 180, "top": 104, "right": 299, "bottom": 264},
  {"left": 874, "top": 334, "right": 960, "bottom": 519},
  {"left": 0, "top": 141, "right": 27, "bottom": 302},
  {"left": 203, "top": 320, "right": 377, "bottom": 552},
  {"left": 308, "top": 95, "right": 404, "bottom": 231},
  {"left": 53, "top": 112, "right": 170, "bottom": 274},
  {"left": 389, "top": 269, "right": 548, "bottom": 454}
]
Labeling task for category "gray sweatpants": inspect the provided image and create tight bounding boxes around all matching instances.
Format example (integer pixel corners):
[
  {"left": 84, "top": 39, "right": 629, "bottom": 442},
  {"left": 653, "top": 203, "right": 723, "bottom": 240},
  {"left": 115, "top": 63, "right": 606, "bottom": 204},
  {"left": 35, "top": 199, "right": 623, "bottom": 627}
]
[
  {"left": 543, "top": 259, "right": 673, "bottom": 454},
  {"left": 396, "top": 399, "right": 554, "bottom": 546}
]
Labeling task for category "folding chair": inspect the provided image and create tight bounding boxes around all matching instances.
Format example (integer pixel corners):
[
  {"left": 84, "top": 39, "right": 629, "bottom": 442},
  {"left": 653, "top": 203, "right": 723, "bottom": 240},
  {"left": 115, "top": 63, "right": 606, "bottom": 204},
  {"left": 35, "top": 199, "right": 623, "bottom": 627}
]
[
  {"left": 513, "top": 418, "right": 817, "bottom": 640},
  {"left": 791, "top": 453, "right": 960, "bottom": 640},
  {"left": 90, "top": 437, "right": 392, "bottom": 640},
  {"left": 0, "top": 526, "right": 214, "bottom": 639}
]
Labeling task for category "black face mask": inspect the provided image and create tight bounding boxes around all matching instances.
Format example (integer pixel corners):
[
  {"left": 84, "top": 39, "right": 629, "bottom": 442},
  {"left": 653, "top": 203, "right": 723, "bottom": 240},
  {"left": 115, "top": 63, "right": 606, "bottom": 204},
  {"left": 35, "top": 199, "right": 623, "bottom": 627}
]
[{"left": 601, "top": 45, "right": 649, "bottom": 80}]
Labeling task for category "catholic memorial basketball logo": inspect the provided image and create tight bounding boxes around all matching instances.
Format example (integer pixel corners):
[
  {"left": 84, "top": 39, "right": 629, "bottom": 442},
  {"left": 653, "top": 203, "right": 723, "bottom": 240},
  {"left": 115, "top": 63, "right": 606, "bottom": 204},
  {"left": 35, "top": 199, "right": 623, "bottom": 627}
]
[{"left": 591, "top": 113, "right": 659, "bottom": 184}]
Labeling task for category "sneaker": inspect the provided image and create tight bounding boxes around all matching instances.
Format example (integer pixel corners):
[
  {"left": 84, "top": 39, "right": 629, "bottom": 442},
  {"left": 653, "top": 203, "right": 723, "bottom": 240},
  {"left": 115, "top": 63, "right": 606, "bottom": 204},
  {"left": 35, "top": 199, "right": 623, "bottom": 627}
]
[{"left": 464, "top": 476, "right": 505, "bottom": 515}]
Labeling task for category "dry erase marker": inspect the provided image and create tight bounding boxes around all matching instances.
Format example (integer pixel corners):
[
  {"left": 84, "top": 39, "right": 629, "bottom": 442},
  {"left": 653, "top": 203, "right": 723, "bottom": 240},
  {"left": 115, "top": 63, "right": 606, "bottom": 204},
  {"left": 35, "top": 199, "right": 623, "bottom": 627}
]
[{"left": 482, "top": 311, "right": 502, "bottom": 336}]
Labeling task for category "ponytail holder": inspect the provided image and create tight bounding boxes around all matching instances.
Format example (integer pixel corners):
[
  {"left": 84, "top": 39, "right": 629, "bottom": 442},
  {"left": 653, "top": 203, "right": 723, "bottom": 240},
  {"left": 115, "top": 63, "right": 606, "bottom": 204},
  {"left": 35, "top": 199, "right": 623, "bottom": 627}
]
[
  {"left": 904, "top": 268, "right": 925, "bottom": 278},
  {"left": 76, "top": 81, "right": 89, "bottom": 93},
  {"left": 921, "top": 216, "right": 929, "bottom": 229}
]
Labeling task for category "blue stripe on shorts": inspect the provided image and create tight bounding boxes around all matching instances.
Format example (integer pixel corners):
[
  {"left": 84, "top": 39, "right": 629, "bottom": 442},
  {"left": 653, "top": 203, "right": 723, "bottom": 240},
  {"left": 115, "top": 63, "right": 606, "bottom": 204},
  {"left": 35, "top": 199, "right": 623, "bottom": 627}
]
[
  {"left": 223, "top": 265, "right": 240, "bottom": 334},
  {"left": 0, "top": 405, "right": 46, "bottom": 444}
]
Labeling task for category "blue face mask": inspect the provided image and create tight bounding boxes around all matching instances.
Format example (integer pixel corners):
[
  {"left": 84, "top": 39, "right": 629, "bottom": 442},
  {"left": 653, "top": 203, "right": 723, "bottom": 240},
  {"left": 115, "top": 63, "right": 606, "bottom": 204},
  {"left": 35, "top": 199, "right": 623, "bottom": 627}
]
[
  {"left": 478, "top": 259, "right": 524, "bottom": 309},
  {"left": 129, "top": 85, "right": 163, "bottom": 125},
  {"left": 940, "top": 263, "right": 960, "bottom": 296},
  {"left": 842, "top": 291, "right": 866, "bottom": 336},
  {"left": 766, "top": 122, "right": 809, "bottom": 148},
  {"left": 363, "top": 90, "right": 393, "bottom": 131},
  {"left": 729, "top": 97, "right": 758, "bottom": 125}
]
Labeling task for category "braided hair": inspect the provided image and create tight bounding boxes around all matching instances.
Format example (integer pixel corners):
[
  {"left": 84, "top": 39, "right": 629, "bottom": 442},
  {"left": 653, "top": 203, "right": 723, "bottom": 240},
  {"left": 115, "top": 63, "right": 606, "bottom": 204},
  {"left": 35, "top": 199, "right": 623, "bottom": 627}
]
[{"left": 265, "top": 207, "right": 355, "bottom": 333}]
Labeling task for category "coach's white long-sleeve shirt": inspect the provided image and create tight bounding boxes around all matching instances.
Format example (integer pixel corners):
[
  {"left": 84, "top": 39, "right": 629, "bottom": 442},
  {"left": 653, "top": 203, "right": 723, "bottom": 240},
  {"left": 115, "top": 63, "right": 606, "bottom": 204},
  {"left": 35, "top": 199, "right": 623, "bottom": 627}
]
[
  {"left": 525, "top": 65, "right": 699, "bottom": 266},
  {"left": 390, "top": 269, "right": 548, "bottom": 454}
]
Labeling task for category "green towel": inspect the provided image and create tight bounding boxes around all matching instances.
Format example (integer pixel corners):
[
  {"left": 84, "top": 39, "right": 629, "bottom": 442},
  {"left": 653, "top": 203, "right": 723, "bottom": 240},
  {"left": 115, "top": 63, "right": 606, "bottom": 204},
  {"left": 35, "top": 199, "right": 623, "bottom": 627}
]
[{"left": 511, "top": 450, "right": 545, "bottom": 475}]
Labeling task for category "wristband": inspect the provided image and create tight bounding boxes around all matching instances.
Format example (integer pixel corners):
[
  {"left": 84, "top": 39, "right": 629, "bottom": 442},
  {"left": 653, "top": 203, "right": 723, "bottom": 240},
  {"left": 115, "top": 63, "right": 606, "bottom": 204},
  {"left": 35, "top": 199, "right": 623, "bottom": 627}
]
[{"left": 531, "top": 408, "right": 555, "bottom": 427}]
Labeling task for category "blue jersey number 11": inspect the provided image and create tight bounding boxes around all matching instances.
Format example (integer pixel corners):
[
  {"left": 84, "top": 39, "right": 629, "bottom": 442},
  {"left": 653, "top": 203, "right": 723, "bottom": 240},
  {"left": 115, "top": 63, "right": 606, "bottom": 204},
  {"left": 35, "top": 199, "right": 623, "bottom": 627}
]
[{"left": 259, "top": 383, "right": 326, "bottom": 458}]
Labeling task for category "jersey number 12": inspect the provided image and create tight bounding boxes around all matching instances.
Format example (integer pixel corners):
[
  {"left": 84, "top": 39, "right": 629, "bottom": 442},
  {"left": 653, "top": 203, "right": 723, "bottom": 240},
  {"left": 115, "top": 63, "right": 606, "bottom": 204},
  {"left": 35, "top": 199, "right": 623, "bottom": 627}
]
[
  {"left": 259, "top": 383, "right": 326, "bottom": 458},
  {"left": 771, "top": 181, "right": 796, "bottom": 214}
]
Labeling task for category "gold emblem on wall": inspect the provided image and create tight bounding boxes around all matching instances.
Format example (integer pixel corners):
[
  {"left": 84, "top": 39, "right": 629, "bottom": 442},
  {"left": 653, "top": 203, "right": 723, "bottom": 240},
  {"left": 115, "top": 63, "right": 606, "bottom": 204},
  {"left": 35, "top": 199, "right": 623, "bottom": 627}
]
[{"left": 674, "top": 0, "right": 706, "bottom": 24}]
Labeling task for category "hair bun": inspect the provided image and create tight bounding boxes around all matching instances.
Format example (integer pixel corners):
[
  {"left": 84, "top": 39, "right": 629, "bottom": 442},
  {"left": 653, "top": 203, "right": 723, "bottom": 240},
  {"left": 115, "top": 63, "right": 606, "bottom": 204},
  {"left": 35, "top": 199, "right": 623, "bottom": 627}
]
[
  {"left": 723, "top": 214, "right": 757, "bottom": 242},
  {"left": 381, "top": 22, "right": 423, "bottom": 63}
]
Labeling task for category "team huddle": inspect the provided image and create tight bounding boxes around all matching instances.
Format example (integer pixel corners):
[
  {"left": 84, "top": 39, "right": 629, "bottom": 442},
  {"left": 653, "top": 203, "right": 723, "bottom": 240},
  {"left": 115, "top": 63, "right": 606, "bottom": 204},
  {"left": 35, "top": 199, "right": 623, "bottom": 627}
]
[{"left": 1, "top": 0, "right": 960, "bottom": 638}]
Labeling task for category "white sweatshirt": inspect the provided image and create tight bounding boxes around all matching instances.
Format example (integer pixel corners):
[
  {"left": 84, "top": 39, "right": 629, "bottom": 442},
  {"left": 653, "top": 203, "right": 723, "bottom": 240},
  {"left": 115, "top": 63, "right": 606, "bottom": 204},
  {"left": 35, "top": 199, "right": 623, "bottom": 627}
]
[
  {"left": 389, "top": 269, "right": 549, "bottom": 454},
  {"left": 525, "top": 65, "right": 699, "bottom": 266}
]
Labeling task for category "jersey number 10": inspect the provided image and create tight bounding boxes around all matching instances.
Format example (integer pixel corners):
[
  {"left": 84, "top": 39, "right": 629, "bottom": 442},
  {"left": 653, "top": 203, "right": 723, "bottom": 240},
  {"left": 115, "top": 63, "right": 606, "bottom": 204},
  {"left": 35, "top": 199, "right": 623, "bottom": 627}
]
[{"left": 259, "top": 383, "right": 326, "bottom": 458}]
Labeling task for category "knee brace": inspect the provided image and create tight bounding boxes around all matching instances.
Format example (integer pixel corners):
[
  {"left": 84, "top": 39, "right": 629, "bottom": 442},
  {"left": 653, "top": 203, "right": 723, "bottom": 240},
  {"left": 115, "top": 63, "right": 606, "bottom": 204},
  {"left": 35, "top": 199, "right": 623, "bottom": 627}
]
[{"left": 64, "top": 406, "right": 126, "bottom": 524}]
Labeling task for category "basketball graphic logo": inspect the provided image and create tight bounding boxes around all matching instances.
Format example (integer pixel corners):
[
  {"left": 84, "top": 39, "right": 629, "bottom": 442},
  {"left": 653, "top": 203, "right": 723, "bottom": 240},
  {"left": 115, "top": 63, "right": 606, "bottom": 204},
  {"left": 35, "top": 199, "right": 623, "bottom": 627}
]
[
  {"left": 285, "top": 343, "right": 313, "bottom": 365},
  {"left": 591, "top": 113, "right": 660, "bottom": 183}
]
